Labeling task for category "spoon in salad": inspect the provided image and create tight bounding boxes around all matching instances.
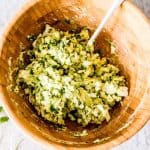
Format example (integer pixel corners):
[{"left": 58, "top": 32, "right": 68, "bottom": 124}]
[{"left": 88, "top": 0, "right": 125, "bottom": 46}]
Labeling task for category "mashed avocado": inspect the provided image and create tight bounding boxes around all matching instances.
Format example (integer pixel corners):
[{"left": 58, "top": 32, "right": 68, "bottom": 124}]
[{"left": 9, "top": 25, "right": 128, "bottom": 126}]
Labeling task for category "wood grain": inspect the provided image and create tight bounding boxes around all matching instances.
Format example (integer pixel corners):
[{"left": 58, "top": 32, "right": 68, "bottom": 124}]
[{"left": 0, "top": 0, "right": 149, "bottom": 150}]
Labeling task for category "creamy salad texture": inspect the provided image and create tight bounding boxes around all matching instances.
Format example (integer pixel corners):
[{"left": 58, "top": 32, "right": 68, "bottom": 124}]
[{"left": 9, "top": 25, "right": 128, "bottom": 126}]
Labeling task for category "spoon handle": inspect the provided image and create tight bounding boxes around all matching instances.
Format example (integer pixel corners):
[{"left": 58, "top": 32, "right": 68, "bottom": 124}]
[{"left": 88, "top": 0, "right": 125, "bottom": 46}]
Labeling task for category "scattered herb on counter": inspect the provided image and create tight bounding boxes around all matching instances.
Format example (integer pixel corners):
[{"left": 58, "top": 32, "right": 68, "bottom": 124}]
[
  {"left": 0, "top": 106, "right": 9, "bottom": 124},
  {"left": 0, "top": 116, "right": 9, "bottom": 124},
  {"left": 0, "top": 106, "right": 3, "bottom": 112}
]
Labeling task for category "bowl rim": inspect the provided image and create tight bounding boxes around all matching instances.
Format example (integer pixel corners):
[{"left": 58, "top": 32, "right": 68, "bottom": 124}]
[{"left": 0, "top": 0, "right": 150, "bottom": 149}]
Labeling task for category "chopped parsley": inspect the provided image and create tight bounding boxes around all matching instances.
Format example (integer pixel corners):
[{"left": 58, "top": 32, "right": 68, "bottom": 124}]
[
  {"left": 0, "top": 116, "right": 9, "bottom": 124},
  {"left": 0, "top": 106, "right": 9, "bottom": 124},
  {"left": 0, "top": 106, "right": 3, "bottom": 112},
  {"left": 27, "top": 34, "right": 36, "bottom": 41},
  {"left": 9, "top": 24, "right": 128, "bottom": 126}
]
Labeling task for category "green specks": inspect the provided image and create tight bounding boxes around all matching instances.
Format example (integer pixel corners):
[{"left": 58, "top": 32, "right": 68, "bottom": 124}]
[
  {"left": 0, "top": 106, "right": 3, "bottom": 112},
  {"left": 0, "top": 106, "right": 9, "bottom": 124},
  {"left": 27, "top": 34, "right": 36, "bottom": 41},
  {"left": 9, "top": 24, "right": 128, "bottom": 127},
  {"left": 0, "top": 116, "right": 9, "bottom": 124},
  {"left": 50, "top": 105, "right": 58, "bottom": 113}
]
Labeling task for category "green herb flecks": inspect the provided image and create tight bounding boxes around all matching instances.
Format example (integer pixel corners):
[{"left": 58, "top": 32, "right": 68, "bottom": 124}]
[
  {"left": 0, "top": 106, "right": 9, "bottom": 124},
  {"left": 9, "top": 24, "right": 128, "bottom": 127},
  {"left": 27, "top": 34, "right": 36, "bottom": 41},
  {"left": 0, "top": 106, "right": 3, "bottom": 112},
  {"left": 0, "top": 116, "right": 9, "bottom": 124}
]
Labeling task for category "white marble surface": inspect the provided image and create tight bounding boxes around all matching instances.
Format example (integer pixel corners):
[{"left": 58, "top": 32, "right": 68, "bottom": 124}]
[{"left": 0, "top": 0, "right": 150, "bottom": 150}]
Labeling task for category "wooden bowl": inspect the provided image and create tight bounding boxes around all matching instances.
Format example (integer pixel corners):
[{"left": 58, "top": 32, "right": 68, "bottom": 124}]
[{"left": 0, "top": 0, "right": 150, "bottom": 149}]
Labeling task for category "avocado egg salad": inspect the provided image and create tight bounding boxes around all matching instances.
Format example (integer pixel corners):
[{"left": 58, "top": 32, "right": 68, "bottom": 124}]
[{"left": 9, "top": 24, "right": 128, "bottom": 126}]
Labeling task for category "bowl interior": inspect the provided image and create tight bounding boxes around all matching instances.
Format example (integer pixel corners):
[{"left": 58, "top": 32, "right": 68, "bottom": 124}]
[{"left": 0, "top": 0, "right": 150, "bottom": 148}]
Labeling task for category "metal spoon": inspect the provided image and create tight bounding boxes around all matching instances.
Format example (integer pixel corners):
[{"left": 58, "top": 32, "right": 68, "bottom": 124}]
[{"left": 88, "top": 0, "right": 125, "bottom": 46}]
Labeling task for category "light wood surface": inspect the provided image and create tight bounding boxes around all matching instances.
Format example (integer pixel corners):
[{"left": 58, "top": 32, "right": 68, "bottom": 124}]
[{"left": 0, "top": 0, "right": 150, "bottom": 150}]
